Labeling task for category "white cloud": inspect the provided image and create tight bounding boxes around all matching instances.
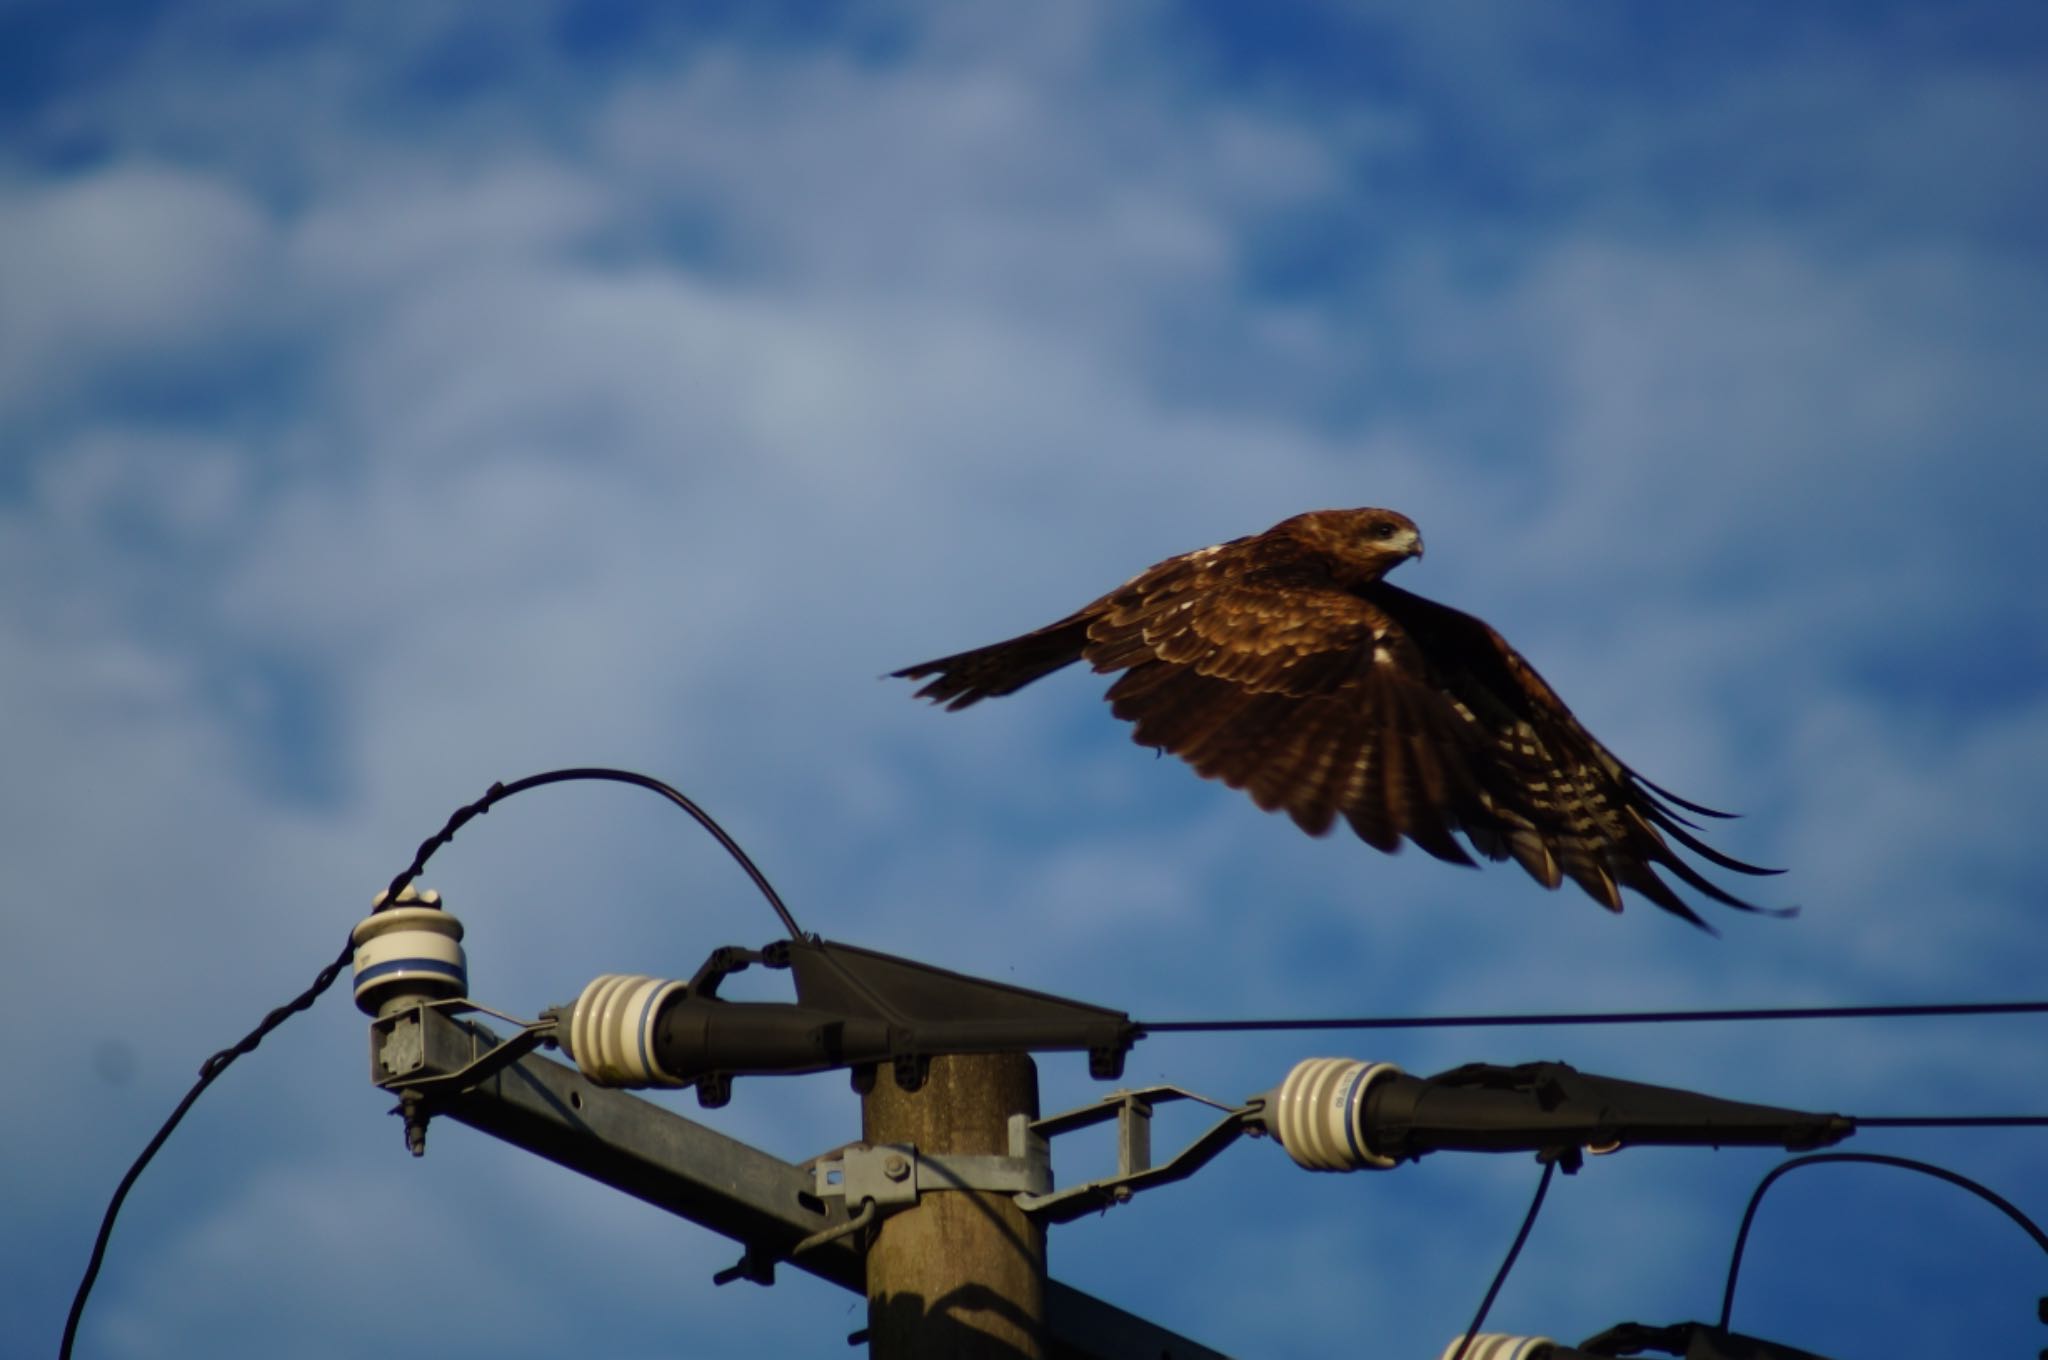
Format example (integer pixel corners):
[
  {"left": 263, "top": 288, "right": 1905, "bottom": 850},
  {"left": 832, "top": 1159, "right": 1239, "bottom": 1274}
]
[
  {"left": 0, "top": 165, "right": 278, "bottom": 410},
  {"left": 8, "top": 4, "right": 2046, "bottom": 1357}
]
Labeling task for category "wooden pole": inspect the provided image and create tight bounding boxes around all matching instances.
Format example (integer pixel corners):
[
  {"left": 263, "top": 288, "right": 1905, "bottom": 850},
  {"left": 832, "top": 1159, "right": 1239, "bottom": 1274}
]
[{"left": 862, "top": 1052, "right": 1045, "bottom": 1359}]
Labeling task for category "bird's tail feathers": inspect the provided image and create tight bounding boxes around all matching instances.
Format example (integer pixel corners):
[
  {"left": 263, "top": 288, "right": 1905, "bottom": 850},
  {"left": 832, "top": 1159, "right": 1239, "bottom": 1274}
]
[{"left": 892, "top": 616, "right": 1093, "bottom": 710}]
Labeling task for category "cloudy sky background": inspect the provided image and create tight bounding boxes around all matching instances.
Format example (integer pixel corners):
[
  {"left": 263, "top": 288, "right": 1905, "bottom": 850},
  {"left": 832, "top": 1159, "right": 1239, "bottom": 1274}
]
[{"left": 7, "top": 2, "right": 2047, "bottom": 1356}]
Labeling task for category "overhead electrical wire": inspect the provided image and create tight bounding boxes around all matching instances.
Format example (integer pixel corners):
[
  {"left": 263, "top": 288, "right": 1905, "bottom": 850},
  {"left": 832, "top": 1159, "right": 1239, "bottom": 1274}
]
[
  {"left": 62, "top": 768, "right": 798, "bottom": 1360},
  {"left": 59, "top": 937, "right": 356, "bottom": 1360},
  {"left": 378, "top": 766, "right": 804, "bottom": 940},
  {"left": 1719, "top": 1151, "right": 2048, "bottom": 1332},
  {"left": 1854, "top": 1115, "right": 2048, "bottom": 1129},
  {"left": 1447, "top": 1156, "right": 1561, "bottom": 1360},
  {"left": 1137, "top": 998, "right": 2048, "bottom": 1035},
  {"left": 62, "top": 765, "right": 2047, "bottom": 1358}
]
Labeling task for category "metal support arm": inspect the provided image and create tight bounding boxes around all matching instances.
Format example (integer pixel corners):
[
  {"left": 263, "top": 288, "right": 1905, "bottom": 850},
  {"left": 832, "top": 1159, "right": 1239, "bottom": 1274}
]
[
  {"left": 371, "top": 1003, "right": 1231, "bottom": 1360},
  {"left": 1018, "top": 1087, "right": 1258, "bottom": 1225}
]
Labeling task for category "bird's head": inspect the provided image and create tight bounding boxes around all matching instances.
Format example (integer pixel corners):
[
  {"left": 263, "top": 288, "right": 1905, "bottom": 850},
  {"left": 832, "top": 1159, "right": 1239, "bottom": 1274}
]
[{"left": 1281, "top": 507, "right": 1424, "bottom": 581}]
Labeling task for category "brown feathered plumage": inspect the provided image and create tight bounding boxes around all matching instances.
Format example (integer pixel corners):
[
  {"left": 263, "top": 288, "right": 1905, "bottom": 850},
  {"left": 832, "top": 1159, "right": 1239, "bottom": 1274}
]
[{"left": 894, "top": 507, "right": 1783, "bottom": 929}]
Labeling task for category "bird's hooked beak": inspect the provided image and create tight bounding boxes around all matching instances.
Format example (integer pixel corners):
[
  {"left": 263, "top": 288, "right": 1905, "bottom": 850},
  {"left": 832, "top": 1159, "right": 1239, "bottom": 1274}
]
[{"left": 1398, "top": 529, "right": 1424, "bottom": 561}]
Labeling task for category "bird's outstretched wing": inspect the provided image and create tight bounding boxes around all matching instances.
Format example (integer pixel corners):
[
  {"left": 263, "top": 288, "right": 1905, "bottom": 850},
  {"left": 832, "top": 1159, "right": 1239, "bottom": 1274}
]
[
  {"left": 896, "top": 533, "right": 1781, "bottom": 928},
  {"left": 1361, "top": 583, "right": 1782, "bottom": 927}
]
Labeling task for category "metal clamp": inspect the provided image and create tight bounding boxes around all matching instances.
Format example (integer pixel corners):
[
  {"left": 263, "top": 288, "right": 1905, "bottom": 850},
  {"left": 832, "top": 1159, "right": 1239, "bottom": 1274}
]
[
  {"left": 371, "top": 998, "right": 553, "bottom": 1096},
  {"left": 719, "top": 1130, "right": 1054, "bottom": 1290},
  {"left": 804, "top": 1088, "right": 1256, "bottom": 1228},
  {"left": 810, "top": 1129, "right": 1054, "bottom": 1216},
  {"left": 371, "top": 999, "right": 557, "bottom": 1156},
  {"left": 1016, "top": 1085, "right": 1256, "bottom": 1224}
]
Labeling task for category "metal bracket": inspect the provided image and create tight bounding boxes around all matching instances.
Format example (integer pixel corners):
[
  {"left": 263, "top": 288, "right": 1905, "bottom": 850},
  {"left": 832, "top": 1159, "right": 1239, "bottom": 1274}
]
[
  {"left": 756, "top": 1130, "right": 1058, "bottom": 1282},
  {"left": 799, "top": 1087, "right": 1254, "bottom": 1231},
  {"left": 1016, "top": 1085, "right": 1256, "bottom": 1224},
  {"left": 372, "top": 998, "right": 553, "bottom": 1095},
  {"left": 810, "top": 1129, "right": 1055, "bottom": 1217},
  {"left": 556, "top": 937, "right": 1138, "bottom": 1103},
  {"left": 370, "top": 998, "right": 555, "bottom": 1155}
]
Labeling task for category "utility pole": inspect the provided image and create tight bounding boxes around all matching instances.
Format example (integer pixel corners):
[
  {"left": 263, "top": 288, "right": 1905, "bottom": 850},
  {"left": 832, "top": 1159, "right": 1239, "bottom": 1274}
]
[
  {"left": 863, "top": 1053, "right": 1046, "bottom": 1359},
  {"left": 350, "top": 895, "right": 1860, "bottom": 1360}
]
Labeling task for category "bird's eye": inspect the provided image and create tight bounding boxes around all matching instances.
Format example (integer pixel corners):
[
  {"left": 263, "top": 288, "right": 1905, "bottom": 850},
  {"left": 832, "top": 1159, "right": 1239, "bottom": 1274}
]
[{"left": 1369, "top": 520, "right": 1400, "bottom": 538}]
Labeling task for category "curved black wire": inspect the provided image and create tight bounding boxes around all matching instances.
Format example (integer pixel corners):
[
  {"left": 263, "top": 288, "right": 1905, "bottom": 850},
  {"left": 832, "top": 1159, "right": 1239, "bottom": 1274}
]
[
  {"left": 64, "top": 768, "right": 797, "bottom": 1360},
  {"left": 1719, "top": 1151, "right": 2048, "bottom": 1330},
  {"left": 1447, "top": 1156, "right": 1559, "bottom": 1360},
  {"left": 1137, "top": 998, "right": 2048, "bottom": 1035},
  {"left": 377, "top": 767, "right": 803, "bottom": 940},
  {"left": 61, "top": 935, "right": 357, "bottom": 1360}
]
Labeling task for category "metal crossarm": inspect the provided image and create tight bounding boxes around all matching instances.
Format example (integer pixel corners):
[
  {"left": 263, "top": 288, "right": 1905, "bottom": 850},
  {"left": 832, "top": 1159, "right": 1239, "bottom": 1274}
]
[{"left": 372, "top": 1003, "right": 1232, "bottom": 1360}]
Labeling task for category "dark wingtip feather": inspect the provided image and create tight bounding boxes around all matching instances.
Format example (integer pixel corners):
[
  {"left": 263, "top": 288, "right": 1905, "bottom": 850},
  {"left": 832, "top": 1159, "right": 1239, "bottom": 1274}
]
[
  {"left": 1654, "top": 849, "right": 1796, "bottom": 919},
  {"left": 1410, "top": 828, "right": 1479, "bottom": 867},
  {"left": 1627, "top": 868, "right": 1718, "bottom": 935},
  {"left": 1634, "top": 773, "right": 1741, "bottom": 819},
  {"left": 1647, "top": 808, "right": 1785, "bottom": 877}
]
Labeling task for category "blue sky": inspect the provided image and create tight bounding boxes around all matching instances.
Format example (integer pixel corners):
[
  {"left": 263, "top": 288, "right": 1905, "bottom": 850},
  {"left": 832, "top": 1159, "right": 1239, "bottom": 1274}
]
[{"left": 7, "top": 2, "right": 2047, "bottom": 1356}]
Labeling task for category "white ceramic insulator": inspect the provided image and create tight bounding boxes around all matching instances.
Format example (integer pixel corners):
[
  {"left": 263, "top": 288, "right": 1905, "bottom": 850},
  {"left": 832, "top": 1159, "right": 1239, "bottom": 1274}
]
[
  {"left": 1269, "top": 1056, "right": 1403, "bottom": 1171},
  {"left": 1435, "top": 1334, "right": 1556, "bottom": 1360},
  {"left": 351, "top": 896, "right": 466, "bottom": 1017},
  {"left": 566, "top": 973, "right": 688, "bottom": 1088}
]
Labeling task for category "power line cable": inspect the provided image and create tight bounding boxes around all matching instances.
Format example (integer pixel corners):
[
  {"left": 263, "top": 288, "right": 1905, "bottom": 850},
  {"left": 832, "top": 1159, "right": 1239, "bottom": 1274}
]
[
  {"left": 1137, "top": 998, "right": 2048, "bottom": 1035},
  {"left": 64, "top": 767, "right": 2046, "bottom": 1354},
  {"left": 378, "top": 766, "right": 802, "bottom": 939},
  {"left": 1855, "top": 1115, "right": 2048, "bottom": 1129},
  {"left": 1718, "top": 1151, "right": 2048, "bottom": 1333},
  {"left": 1448, "top": 1156, "right": 1560, "bottom": 1360},
  {"left": 61, "top": 937, "right": 355, "bottom": 1360},
  {"left": 63, "top": 768, "right": 795, "bottom": 1360}
]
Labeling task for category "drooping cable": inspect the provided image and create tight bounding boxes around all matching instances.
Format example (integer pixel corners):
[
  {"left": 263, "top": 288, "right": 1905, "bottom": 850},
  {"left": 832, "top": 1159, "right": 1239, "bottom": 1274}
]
[
  {"left": 377, "top": 767, "right": 803, "bottom": 940},
  {"left": 1718, "top": 1151, "right": 2048, "bottom": 1331},
  {"left": 1447, "top": 1156, "right": 1560, "bottom": 1360},
  {"left": 60, "top": 935, "right": 357, "bottom": 1360},
  {"left": 64, "top": 768, "right": 797, "bottom": 1359}
]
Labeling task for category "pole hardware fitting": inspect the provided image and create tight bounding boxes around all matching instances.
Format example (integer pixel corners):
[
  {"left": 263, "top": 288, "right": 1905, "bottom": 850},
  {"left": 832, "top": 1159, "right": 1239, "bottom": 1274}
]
[
  {"left": 1571, "top": 1319, "right": 1845, "bottom": 1359},
  {"left": 718, "top": 1127, "right": 1057, "bottom": 1287},
  {"left": 371, "top": 997, "right": 555, "bottom": 1096},
  {"left": 1018, "top": 1086, "right": 1257, "bottom": 1224},
  {"left": 710, "top": 1244, "right": 783, "bottom": 1289},
  {"left": 553, "top": 937, "right": 1137, "bottom": 1105},
  {"left": 370, "top": 998, "right": 557, "bottom": 1154},
  {"left": 808, "top": 1124, "right": 1056, "bottom": 1224},
  {"left": 1328, "top": 1059, "right": 1856, "bottom": 1165},
  {"left": 798, "top": 1086, "right": 1261, "bottom": 1246},
  {"left": 711, "top": 1198, "right": 886, "bottom": 1292},
  {"left": 1245, "top": 1056, "right": 1856, "bottom": 1176},
  {"left": 352, "top": 886, "right": 467, "bottom": 1018}
]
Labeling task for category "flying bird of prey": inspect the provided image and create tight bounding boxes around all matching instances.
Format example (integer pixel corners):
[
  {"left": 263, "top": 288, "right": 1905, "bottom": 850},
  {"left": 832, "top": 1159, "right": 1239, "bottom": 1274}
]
[{"left": 895, "top": 508, "right": 1782, "bottom": 928}]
